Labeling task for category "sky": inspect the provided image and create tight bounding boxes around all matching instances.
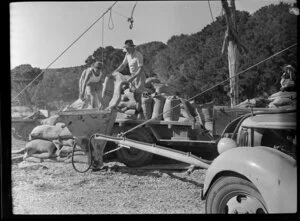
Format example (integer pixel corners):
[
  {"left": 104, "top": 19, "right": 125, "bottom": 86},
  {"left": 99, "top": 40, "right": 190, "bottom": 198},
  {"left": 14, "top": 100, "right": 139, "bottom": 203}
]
[{"left": 10, "top": 0, "right": 296, "bottom": 69}]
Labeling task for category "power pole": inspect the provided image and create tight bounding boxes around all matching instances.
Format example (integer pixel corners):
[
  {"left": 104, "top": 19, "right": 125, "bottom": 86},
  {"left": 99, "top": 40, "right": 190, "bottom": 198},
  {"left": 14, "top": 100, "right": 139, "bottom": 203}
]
[{"left": 221, "top": 0, "right": 248, "bottom": 107}]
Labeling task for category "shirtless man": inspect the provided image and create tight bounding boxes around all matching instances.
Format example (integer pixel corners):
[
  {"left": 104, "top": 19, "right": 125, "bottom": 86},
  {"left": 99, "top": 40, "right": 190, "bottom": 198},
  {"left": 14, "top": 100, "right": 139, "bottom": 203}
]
[{"left": 114, "top": 40, "right": 146, "bottom": 118}]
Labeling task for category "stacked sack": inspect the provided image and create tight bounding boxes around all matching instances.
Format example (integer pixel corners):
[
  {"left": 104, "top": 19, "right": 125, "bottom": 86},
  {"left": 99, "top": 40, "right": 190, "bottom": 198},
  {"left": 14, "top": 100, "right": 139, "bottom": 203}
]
[
  {"left": 106, "top": 75, "right": 199, "bottom": 122},
  {"left": 131, "top": 77, "right": 197, "bottom": 122},
  {"left": 23, "top": 114, "right": 83, "bottom": 163},
  {"left": 268, "top": 91, "right": 296, "bottom": 108}
]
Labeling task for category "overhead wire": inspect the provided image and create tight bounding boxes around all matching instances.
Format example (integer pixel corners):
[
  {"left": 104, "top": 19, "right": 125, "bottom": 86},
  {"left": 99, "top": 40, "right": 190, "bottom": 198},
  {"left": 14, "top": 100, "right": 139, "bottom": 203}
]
[
  {"left": 121, "top": 43, "right": 298, "bottom": 136},
  {"left": 12, "top": 1, "right": 118, "bottom": 102}
]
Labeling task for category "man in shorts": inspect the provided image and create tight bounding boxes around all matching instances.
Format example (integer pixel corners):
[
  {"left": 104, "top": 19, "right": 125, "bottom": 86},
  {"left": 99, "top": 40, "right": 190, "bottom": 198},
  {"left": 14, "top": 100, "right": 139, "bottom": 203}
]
[{"left": 114, "top": 40, "right": 146, "bottom": 118}]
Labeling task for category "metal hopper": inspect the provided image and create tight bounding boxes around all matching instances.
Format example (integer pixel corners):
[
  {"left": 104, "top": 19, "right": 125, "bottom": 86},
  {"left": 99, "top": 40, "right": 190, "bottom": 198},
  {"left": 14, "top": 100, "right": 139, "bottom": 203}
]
[{"left": 58, "top": 108, "right": 117, "bottom": 169}]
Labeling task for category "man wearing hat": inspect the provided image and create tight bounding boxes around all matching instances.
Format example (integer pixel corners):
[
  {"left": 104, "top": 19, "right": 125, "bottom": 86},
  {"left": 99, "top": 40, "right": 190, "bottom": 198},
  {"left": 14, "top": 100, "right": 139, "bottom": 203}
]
[
  {"left": 280, "top": 64, "right": 296, "bottom": 92},
  {"left": 80, "top": 61, "right": 107, "bottom": 108},
  {"left": 114, "top": 39, "right": 146, "bottom": 118}
]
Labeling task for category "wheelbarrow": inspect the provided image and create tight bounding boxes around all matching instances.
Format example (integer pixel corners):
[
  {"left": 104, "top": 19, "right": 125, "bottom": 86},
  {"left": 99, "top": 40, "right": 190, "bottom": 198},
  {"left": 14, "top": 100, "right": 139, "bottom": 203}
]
[{"left": 58, "top": 108, "right": 117, "bottom": 171}]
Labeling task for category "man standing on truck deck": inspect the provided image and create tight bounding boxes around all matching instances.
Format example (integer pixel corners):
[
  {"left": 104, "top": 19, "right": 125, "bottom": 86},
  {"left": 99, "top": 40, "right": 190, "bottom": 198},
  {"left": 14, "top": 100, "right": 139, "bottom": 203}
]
[
  {"left": 114, "top": 39, "right": 146, "bottom": 119},
  {"left": 280, "top": 64, "right": 296, "bottom": 92},
  {"left": 79, "top": 61, "right": 107, "bottom": 108}
]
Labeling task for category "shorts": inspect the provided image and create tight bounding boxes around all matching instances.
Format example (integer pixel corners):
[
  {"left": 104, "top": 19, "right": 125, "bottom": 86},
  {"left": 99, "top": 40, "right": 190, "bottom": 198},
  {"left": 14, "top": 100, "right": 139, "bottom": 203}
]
[{"left": 131, "top": 72, "right": 146, "bottom": 93}]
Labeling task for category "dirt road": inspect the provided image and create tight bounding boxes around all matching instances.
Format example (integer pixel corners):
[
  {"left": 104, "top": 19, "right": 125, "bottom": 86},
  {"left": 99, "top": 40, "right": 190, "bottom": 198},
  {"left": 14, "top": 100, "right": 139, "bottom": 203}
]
[{"left": 11, "top": 136, "right": 207, "bottom": 214}]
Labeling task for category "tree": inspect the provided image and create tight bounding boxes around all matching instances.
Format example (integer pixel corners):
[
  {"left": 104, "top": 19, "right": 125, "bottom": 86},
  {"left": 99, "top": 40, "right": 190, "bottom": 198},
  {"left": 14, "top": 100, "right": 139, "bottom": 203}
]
[{"left": 11, "top": 64, "right": 43, "bottom": 108}]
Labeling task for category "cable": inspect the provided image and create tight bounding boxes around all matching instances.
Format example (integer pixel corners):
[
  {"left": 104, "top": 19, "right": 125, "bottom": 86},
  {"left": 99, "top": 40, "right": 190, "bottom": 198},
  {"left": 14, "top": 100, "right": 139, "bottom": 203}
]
[
  {"left": 71, "top": 141, "right": 93, "bottom": 173},
  {"left": 12, "top": 1, "right": 118, "bottom": 102},
  {"left": 207, "top": 0, "right": 214, "bottom": 23},
  {"left": 122, "top": 43, "right": 298, "bottom": 136}
]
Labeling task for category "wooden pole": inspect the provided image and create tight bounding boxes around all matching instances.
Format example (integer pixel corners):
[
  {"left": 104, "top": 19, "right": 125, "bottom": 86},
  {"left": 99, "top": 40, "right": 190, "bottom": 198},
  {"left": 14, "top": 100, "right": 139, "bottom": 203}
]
[{"left": 221, "top": 0, "right": 247, "bottom": 107}]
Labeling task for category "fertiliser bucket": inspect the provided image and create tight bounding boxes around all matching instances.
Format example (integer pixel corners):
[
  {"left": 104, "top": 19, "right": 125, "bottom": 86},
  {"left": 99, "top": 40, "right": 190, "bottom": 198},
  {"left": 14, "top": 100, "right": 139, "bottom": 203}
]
[
  {"left": 152, "top": 95, "right": 166, "bottom": 120},
  {"left": 58, "top": 109, "right": 117, "bottom": 169},
  {"left": 163, "top": 96, "right": 181, "bottom": 121},
  {"left": 202, "top": 107, "right": 213, "bottom": 133}
]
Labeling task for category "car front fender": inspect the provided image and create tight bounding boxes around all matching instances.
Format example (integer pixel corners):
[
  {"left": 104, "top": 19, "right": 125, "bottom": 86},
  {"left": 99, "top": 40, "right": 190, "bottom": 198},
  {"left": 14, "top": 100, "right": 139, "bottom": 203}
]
[{"left": 202, "top": 146, "right": 297, "bottom": 213}]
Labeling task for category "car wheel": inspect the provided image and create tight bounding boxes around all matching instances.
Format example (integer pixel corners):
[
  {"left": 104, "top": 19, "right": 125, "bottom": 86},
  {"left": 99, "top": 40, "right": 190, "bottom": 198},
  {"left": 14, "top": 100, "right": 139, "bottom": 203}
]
[{"left": 205, "top": 176, "right": 268, "bottom": 214}]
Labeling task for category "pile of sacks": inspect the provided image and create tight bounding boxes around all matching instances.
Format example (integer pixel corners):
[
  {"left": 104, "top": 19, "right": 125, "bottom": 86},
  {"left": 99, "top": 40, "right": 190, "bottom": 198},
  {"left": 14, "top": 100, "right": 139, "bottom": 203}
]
[
  {"left": 236, "top": 91, "right": 296, "bottom": 109},
  {"left": 22, "top": 115, "right": 84, "bottom": 163},
  {"left": 114, "top": 77, "right": 198, "bottom": 122},
  {"left": 267, "top": 91, "right": 296, "bottom": 108}
]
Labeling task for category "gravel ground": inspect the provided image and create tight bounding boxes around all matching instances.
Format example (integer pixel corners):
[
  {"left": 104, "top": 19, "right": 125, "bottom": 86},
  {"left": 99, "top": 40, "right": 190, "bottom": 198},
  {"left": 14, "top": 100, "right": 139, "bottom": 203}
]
[{"left": 11, "top": 136, "right": 207, "bottom": 214}]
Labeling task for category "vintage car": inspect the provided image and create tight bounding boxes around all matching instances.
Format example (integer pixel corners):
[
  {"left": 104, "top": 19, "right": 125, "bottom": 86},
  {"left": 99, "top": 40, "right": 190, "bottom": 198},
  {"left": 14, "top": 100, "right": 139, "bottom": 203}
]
[{"left": 201, "top": 109, "right": 297, "bottom": 214}]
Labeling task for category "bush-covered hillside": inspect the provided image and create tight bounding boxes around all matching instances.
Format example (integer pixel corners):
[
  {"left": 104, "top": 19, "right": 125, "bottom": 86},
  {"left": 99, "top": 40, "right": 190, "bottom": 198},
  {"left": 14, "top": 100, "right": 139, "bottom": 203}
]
[{"left": 11, "top": 2, "right": 298, "bottom": 109}]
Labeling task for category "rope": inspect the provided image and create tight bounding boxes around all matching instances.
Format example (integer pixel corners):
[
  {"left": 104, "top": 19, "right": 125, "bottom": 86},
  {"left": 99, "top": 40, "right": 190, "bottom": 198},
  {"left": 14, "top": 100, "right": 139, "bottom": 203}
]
[
  {"left": 121, "top": 43, "right": 298, "bottom": 136},
  {"left": 207, "top": 0, "right": 214, "bottom": 23},
  {"left": 12, "top": 1, "right": 118, "bottom": 102},
  {"left": 108, "top": 8, "right": 115, "bottom": 30},
  {"left": 128, "top": 1, "right": 138, "bottom": 29}
]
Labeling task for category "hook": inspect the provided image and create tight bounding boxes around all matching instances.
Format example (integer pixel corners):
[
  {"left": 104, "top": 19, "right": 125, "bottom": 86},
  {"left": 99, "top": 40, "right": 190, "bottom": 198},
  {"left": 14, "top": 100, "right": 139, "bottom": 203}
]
[{"left": 127, "top": 17, "right": 134, "bottom": 29}]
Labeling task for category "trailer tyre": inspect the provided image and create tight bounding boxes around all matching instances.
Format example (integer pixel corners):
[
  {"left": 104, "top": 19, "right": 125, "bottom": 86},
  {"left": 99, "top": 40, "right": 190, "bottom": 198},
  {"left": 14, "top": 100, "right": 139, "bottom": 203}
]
[
  {"left": 205, "top": 176, "right": 267, "bottom": 214},
  {"left": 114, "top": 126, "right": 154, "bottom": 167}
]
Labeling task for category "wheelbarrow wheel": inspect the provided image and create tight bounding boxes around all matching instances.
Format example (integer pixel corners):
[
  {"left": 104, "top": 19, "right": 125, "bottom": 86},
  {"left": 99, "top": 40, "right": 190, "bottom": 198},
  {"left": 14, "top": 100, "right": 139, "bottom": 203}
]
[{"left": 114, "top": 126, "right": 154, "bottom": 167}]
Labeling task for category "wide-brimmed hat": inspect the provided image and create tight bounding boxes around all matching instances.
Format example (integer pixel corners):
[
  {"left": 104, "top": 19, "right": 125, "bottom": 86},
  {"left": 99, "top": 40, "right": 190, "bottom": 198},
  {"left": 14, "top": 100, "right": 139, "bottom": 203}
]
[
  {"left": 283, "top": 64, "right": 295, "bottom": 72},
  {"left": 123, "top": 39, "right": 135, "bottom": 49},
  {"left": 94, "top": 61, "right": 103, "bottom": 69}
]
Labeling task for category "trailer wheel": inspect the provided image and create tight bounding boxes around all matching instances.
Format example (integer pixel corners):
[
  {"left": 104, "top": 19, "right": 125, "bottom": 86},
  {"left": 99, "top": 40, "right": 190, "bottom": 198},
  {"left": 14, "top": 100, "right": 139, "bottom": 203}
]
[
  {"left": 113, "top": 126, "right": 154, "bottom": 167},
  {"left": 205, "top": 176, "right": 268, "bottom": 214}
]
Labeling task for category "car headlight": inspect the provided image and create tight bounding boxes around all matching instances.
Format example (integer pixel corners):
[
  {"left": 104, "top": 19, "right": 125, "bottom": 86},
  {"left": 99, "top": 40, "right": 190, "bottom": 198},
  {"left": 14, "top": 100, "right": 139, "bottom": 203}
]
[{"left": 217, "top": 137, "right": 237, "bottom": 154}]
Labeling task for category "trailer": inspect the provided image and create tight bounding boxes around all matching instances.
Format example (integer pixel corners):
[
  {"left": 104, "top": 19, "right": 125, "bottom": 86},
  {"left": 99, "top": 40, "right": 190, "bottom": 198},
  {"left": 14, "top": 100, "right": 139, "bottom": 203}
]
[{"left": 107, "top": 106, "right": 271, "bottom": 167}]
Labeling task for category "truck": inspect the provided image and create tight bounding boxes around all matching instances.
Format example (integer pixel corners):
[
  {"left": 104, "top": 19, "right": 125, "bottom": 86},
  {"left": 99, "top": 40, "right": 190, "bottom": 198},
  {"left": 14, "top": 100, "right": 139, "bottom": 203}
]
[{"left": 107, "top": 105, "right": 271, "bottom": 167}]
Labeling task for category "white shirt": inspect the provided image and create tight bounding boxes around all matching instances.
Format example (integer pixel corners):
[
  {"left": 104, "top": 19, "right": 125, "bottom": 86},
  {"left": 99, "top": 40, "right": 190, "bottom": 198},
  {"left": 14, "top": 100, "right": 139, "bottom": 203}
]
[
  {"left": 86, "top": 67, "right": 103, "bottom": 84},
  {"left": 122, "top": 50, "right": 143, "bottom": 74}
]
